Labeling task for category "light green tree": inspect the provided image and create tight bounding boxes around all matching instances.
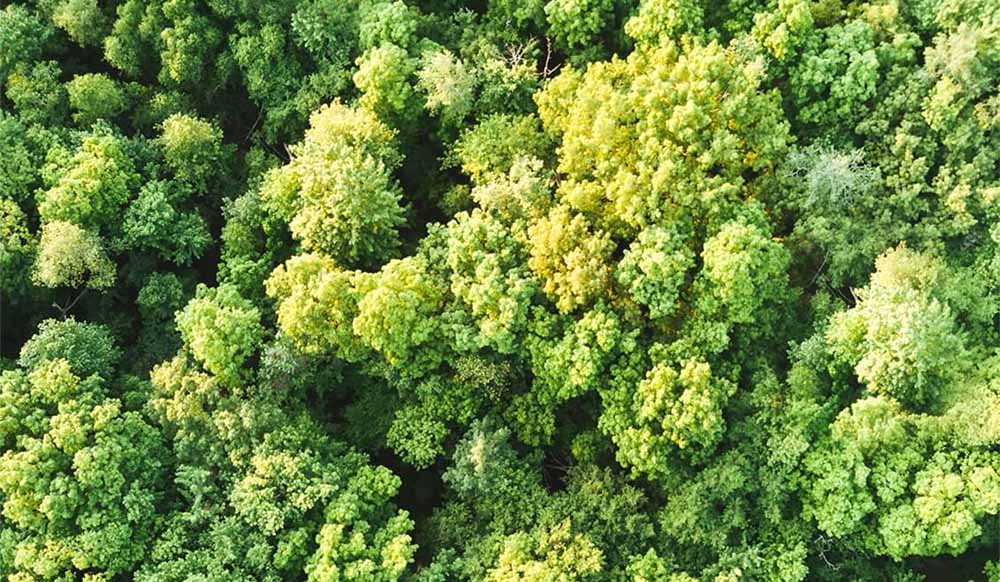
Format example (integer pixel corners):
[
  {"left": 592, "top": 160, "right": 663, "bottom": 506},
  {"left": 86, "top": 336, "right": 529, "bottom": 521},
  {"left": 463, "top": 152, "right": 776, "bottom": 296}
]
[
  {"left": 33, "top": 221, "right": 116, "bottom": 290},
  {"left": 175, "top": 284, "right": 264, "bottom": 383},
  {"left": 261, "top": 101, "right": 406, "bottom": 269}
]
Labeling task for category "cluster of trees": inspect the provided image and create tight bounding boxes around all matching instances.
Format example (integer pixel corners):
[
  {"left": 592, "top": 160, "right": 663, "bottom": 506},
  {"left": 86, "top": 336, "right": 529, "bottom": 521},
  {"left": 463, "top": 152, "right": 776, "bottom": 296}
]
[{"left": 2, "top": 0, "right": 1000, "bottom": 579}]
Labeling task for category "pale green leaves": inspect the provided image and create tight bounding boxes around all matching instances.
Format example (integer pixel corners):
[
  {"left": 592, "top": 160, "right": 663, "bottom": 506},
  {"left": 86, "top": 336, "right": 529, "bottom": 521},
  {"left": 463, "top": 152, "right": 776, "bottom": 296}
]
[
  {"left": 637, "top": 360, "right": 731, "bottom": 453},
  {"left": 698, "top": 217, "right": 790, "bottom": 326},
  {"left": 418, "top": 49, "right": 476, "bottom": 125},
  {"left": 604, "top": 355, "right": 735, "bottom": 476},
  {"left": 544, "top": 0, "right": 614, "bottom": 50},
  {"left": 158, "top": 113, "right": 228, "bottom": 190},
  {"left": 37, "top": 133, "right": 136, "bottom": 229},
  {"left": 802, "top": 248, "right": 999, "bottom": 560},
  {"left": 826, "top": 246, "right": 969, "bottom": 409},
  {"left": 446, "top": 210, "right": 538, "bottom": 354},
  {"left": 291, "top": 149, "right": 405, "bottom": 266},
  {"left": 0, "top": 356, "right": 166, "bottom": 581},
  {"left": 804, "top": 397, "right": 1000, "bottom": 559},
  {"left": 616, "top": 224, "right": 694, "bottom": 320},
  {"left": 527, "top": 205, "right": 613, "bottom": 314},
  {"left": 486, "top": 521, "right": 603, "bottom": 582},
  {"left": 266, "top": 253, "right": 370, "bottom": 361},
  {"left": 354, "top": 43, "right": 419, "bottom": 122},
  {"left": 354, "top": 257, "right": 448, "bottom": 376},
  {"left": 261, "top": 102, "right": 406, "bottom": 269},
  {"left": 67, "top": 73, "right": 128, "bottom": 126},
  {"left": 33, "top": 221, "right": 115, "bottom": 290},
  {"left": 624, "top": 0, "right": 702, "bottom": 45},
  {"left": 536, "top": 40, "right": 789, "bottom": 233},
  {"left": 451, "top": 115, "right": 551, "bottom": 186},
  {"left": 307, "top": 464, "right": 415, "bottom": 581},
  {"left": 176, "top": 284, "right": 264, "bottom": 383}
]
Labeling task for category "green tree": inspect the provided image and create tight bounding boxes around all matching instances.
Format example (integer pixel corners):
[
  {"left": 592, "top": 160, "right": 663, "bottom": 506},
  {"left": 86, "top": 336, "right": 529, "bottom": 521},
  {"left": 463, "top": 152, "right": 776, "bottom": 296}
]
[
  {"left": 825, "top": 246, "right": 971, "bottom": 410},
  {"left": 52, "top": 0, "right": 111, "bottom": 48},
  {"left": 486, "top": 521, "right": 603, "bottom": 581},
  {"left": 139, "top": 348, "right": 416, "bottom": 581},
  {"left": 175, "top": 284, "right": 264, "bottom": 383},
  {"left": 33, "top": 221, "right": 116, "bottom": 290},
  {"left": 157, "top": 113, "right": 230, "bottom": 191},
  {"left": 261, "top": 101, "right": 406, "bottom": 269},
  {"left": 418, "top": 48, "right": 476, "bottom": 126},
  {"left": 0, "top": 198, "right": 36, "bottom": 297},
  {"left": 120, "top": 180, "right": 211, "bottom": 265},
  {"left": 354, "top": 43, "right": 420, "bottom": 123},
  {"left": 0, "top": 5, "right": 51, "bottom": 81},
  {"left": 37, "top": 132, "right": 138, "bottom": 230},
  {"left": 0, "top": 350, "right": 166, "bottom": 581},
  {"left": 266, "top": 253, "right": 370, "bottom": 361},
  {"left": 527, "top": 204, "right": 613, "bottom": 314},
  {"left": 17, "top": 318, "right": 121, "bottom": 380},
  {"left": 6, "top": 61, "right": 68, "bottom": 125},
  {"left": 67, "top": 73, "right": 129, "bottom": 126}
]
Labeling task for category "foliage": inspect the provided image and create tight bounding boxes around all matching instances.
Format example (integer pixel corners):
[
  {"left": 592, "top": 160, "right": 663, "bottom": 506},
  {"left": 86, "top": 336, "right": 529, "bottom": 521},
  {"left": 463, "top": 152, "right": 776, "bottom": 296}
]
[
  {"left": 18, "top": 318, "right": 121, "bottom": 380},
  {"left": 261, "top": 101, "right": 406, "bottom": 269},
  {"left": 33, "top": 221, "right": 116, "bottom": 290},
  {"left": 67, "top": 74, "right": 129, "bottom": 126},
  {"left": 3, "top": 0, "right": 1000, "bottom": 579},
  {"left": 0, "top": 355, "right": 167, "bottom": 581},
  {"left": 175, "top": 284, "right": 265, "bottom": 383}
]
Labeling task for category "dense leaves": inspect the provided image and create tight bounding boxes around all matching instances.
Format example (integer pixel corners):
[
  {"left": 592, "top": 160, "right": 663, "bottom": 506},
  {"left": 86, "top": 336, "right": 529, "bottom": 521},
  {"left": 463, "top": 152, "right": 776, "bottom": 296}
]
[{"left": 3, "top": 0, "right": 1000, "bottom": 580}]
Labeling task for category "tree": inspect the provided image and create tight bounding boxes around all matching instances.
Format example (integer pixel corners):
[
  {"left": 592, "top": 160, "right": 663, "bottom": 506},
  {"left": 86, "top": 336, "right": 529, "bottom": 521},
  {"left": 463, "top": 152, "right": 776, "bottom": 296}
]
[
  {"left": 623, "top": 0, "right": 703, "bottom": 46},
  {"left": 133, "top": 273, "right": 189, "bottom": 372},
  {"left": 825, "top": 247, "right": 971, "bottom": 409},
  {"left": 353, "top": 256, "right": 450, "bottom": 377},
  {"left": 261, "top": 102, "right": 406, "bottom": 269},
  {"left": 6, "top": 0, "right": 1000, "bottom": 577},
  {"left": 121, "top": 180, "right": 211, "bottom": 265},
  {"left": 526, "top": 204, "right": 613, "bottom": 314},
  {"left": 0, "top": 339, "right": 167, "bottom": 581},
  {"left": 803, "top": 396, "right": 1000, "bottom": 559},
  {"left": 265, "top": 253, "right": 370, "bottom": 361},
  {"left": 421, "top": 421, "right": 657, "bottom": 581},
  {"left": 448, "top": 115, "right": 551, "bottom": 185},
  {"left": 354, "top": 43, "right": 420, "bottom": 123},
  {"left": 615, "top": 224, "right": 694, "bottom": 320},
  {"left": 67, "top": 73, "right": 129, "bottom": 126},
  {"left": 37, "top": 132, "right": 138, "bottom": 230},
  {"left": 0, "top": 5, "right": 51, "bottom": 81},
  {"left": 544, "top": 0, "right": 615, "bottom": 59},
  {"left": 33, "top": 221, "right": 116, "bottom": 290},
  {"left": 534, "top": 38, "right": 789, "bottom": 235},
  {"left": 139, "top": 347, "right": 416, "bottom": 581},
  {"left": 52, "top": 0, "right": 111, "bottom": 48},
  {"left": 0, "top": 198, "right": 36, "bottom": 297},
  {"left": 305, "top": 465, "right": 416, "bottom": 582},
  {"left": 157, "top": 113, "right": 230, "bottom": 191},
  {"left": 446, "top": 209, "right": 538, "bottom": 354},
  {"left": 418, "top": 48, "right": 476, "bottom": 126},
  {"left": 6, "top": 61, "right": 68, "bottom": 125},
  {"left": 17, "top": 318, "right": 120, "bottom": 380},
  {"left": 486, "top": 521, "right": 604, "bottom": 581},
  {"left": 175, "top": 284, "right": 264, "bottom": 383},
  {"left": 0, "top": 114, "right": 49, "bottom": 204},
  {"left": 791, "top": 245, "right": 1000, "bottom": 563}
]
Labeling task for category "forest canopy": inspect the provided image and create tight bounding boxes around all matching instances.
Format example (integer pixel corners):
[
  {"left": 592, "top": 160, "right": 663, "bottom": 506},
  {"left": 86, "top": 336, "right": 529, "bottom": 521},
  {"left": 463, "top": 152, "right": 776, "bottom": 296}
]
[{"left": 2, "top": 0, "right": 1000, "bottom": 580}]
